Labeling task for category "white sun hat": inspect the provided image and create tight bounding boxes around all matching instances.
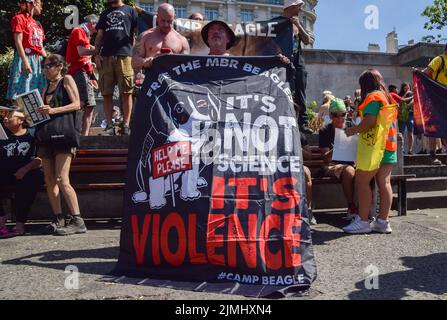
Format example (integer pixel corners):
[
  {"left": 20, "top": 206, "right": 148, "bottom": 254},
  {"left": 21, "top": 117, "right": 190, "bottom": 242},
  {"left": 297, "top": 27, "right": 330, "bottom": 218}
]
[{"left": 284, "top": 0, "right": 305, "bottom": 9}]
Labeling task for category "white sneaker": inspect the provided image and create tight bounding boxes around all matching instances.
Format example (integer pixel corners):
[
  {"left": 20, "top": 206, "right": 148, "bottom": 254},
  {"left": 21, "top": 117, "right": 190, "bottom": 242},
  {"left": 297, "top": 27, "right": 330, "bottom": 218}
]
[
  {"left": 343, "top": 216, "right": 372, "bottom": 234},
  {"left": 370, "top": 218, "right": 392, "bottom": 234},
  {"left": 308, "top": 208, "right": 317, "bottom": 225}
]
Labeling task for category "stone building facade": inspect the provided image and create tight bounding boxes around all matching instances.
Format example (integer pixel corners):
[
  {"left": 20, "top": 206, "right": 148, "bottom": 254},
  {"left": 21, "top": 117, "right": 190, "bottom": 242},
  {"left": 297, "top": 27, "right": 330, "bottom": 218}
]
[{"left": 304, "top": 43, "right": 445, "bottom": 104}]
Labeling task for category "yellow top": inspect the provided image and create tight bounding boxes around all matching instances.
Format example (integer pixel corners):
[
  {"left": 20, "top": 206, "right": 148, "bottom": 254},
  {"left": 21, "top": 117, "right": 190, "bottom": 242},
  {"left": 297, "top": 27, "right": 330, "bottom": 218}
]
[{"left": 428, "top": 53, "right": 447, "bottom": 85}]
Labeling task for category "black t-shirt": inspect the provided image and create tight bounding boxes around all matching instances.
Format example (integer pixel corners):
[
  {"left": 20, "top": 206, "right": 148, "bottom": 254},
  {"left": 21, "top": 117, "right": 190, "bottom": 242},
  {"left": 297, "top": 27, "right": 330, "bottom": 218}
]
[
  {"left": 0, "top": 130, "right": 37, "bottom": 173},
  {"left": 96, "top": 5, "right": 138, "bottom": 57},
  {"left": 300, "top": 133, "right": 309, "bottom": 148},
  {"left": 319, "top": 123, "right": 335, "bottom": 149}
]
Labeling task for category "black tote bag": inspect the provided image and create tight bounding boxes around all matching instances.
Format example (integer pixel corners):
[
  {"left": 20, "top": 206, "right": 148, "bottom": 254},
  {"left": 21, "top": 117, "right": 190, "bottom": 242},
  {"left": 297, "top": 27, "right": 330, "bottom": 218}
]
[
  {"left": 36, "top": 78, "right": 82, "bottom": 148},
  {"left": 36, "top": 110, "right": 82, "bottom": 148}
]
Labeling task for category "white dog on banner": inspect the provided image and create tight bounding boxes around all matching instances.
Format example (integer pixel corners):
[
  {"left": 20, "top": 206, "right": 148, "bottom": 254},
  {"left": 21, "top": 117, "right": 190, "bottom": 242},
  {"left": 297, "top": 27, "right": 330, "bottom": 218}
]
[{"left": 132, "top": 81, "right": 221, "bottom": 209}]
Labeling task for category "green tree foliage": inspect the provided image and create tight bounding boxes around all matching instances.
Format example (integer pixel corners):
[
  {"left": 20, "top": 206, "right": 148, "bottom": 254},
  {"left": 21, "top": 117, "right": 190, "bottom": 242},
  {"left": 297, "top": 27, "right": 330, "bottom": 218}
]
[
  {"left": 422, "top": 0, "right": 447, "bottom": 43},
  {"left": 0, "top": 48, "right": 14, "bottom": 106},
  {"left": 0, "top": 0, "right": 135, "bottom": 54},
  {"left": 0, "top": 0, "right": 135, "bottom": 104}
]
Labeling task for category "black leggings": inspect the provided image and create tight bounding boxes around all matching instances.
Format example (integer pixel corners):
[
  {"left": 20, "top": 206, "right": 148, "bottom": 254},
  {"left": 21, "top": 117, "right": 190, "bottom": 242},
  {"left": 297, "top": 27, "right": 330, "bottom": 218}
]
[
  {"left": 0, "top": 169, "right": 44, "bottom": 223},
  {"left": 293, "top": 66, "right": 309, "bottom": 127}
]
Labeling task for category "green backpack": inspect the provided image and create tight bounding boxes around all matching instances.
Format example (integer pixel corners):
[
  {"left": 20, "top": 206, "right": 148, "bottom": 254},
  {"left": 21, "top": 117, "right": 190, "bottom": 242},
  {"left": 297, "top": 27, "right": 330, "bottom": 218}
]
[{"left": 398, "top": 101, "right": 409, "bottom": 123}]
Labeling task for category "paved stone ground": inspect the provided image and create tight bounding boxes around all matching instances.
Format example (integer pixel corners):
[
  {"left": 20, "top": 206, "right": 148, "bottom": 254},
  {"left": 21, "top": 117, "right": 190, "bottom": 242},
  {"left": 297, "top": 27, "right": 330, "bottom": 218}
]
[{"left": 1, "top": 209, "right": 446, "bottom": 300}]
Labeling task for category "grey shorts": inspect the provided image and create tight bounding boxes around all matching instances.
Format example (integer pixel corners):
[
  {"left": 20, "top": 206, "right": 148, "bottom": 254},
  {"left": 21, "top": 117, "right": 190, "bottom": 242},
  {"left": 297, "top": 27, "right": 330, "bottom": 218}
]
[{"left": 73, "top": 70, "right": 96, "bottom": 108}]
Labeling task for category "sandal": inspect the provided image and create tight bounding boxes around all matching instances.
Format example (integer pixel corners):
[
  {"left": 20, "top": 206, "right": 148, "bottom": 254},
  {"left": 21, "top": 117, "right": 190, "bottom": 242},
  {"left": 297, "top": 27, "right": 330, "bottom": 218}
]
[
  {"left": 0, "top": 227, "right": 9, "bottom": 237},
  {"left": 0, "top": 227, "right": 20, "bottom": 239}
]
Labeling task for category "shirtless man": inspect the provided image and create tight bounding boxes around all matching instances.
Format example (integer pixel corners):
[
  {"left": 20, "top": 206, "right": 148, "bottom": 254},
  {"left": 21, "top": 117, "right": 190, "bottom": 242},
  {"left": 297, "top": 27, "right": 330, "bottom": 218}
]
[{"left": 132, "top": 3, "right": 190, "bottom": 70}]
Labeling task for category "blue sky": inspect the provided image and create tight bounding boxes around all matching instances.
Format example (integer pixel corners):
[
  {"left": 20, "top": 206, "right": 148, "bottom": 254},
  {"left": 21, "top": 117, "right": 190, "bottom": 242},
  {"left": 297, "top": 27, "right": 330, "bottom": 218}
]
[{"left": 313, "top": 0, "right": 445, "bottom": 51}]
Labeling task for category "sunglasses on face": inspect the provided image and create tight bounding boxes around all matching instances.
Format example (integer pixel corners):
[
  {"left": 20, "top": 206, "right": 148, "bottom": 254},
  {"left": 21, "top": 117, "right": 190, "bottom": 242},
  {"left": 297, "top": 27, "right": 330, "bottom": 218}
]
[
  {"left": 43, "top": 63, "right": 60, "bottom": 70},
  {"left": 2, "top": 111, "right": 24, "bottom": 119},
  {"left": 8, "top": 115, "right": 25, "bottom": 120},
  {"left": 331, "top": 113, "right": 346, "bottom": 118}
]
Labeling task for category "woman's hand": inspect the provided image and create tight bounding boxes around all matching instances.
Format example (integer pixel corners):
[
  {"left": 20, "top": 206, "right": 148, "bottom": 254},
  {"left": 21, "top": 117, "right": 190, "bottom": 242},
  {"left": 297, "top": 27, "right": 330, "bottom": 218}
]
[
  {"left": 22, "top": 60, "right": 32, "bottom": 74},
  {"left": 345, "top": 126, "right": 357, "bottom": 137},
  {"left": 37, "top": 105, "right": 55, "bottom": 115}
]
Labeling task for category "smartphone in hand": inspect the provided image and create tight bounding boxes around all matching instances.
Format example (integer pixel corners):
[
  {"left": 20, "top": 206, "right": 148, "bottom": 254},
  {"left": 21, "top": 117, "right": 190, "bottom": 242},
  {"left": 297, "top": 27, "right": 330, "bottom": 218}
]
[{"left": 160, "top": 48, "right": 173, "bottom": 54}]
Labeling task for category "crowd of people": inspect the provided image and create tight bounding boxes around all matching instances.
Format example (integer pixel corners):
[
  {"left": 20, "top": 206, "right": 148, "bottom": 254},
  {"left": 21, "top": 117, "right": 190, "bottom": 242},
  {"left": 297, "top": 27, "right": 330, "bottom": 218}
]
[
  {"left": 306, "top": 43, "right": 447, "bottom": 232},
  {"left": 304, "top": 68, "right": 399, "bottom": 233},
  {"left": 1, "top": 0, "right": 446, "bottom": 238},
  {"left": 320, "top": 87, "right": 446, "bottom": 164}
]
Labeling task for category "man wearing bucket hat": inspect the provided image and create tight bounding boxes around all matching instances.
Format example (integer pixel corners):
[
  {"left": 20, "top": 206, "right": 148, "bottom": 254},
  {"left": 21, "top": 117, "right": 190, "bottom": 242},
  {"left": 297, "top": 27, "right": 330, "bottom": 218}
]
[
  {"left": 201, "top": 20, "right": 237, "bottom": 56},
  {"left": 318, "top": 98, "right": 358, "bottom": 220},
  {"left": 282, "top": 0, "right": 314, "bottom": 134},
  {"left": 201, "top": 19, "right": 291, "bottom": 66}
]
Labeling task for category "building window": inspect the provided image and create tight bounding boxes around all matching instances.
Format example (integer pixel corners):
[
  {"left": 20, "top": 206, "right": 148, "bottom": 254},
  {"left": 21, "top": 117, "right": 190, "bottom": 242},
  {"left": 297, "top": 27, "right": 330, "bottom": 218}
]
[
  {"left": 270, "top": 11, "right": 282, "bottom": 19},
  {"left": 138, "top": 2, "right": 154, "bottom": 13},
  {"left": 205, "top": 7, "right": 219, "bottom": 21},
  {"left": 175, "top": 5, "right": 187, "bottom": 18},
  {"left": 240, "top": 9, "right": 254, "bottom": 22}
]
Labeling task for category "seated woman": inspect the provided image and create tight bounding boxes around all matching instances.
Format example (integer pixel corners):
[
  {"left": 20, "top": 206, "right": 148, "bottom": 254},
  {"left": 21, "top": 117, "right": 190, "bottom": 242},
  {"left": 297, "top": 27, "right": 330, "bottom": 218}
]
[
  {"left": 0, "top": 110, "right": 44, "bottom": 238},
  {"left": 318, "top": 98, "right": 357, "bottom": 220}
]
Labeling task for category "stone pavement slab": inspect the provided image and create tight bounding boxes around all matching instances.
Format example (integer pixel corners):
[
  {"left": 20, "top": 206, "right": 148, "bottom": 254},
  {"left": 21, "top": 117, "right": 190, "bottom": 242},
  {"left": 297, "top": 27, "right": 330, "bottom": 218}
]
[{"left": 0, "top": 210, "right": 446, "bottom": 300}]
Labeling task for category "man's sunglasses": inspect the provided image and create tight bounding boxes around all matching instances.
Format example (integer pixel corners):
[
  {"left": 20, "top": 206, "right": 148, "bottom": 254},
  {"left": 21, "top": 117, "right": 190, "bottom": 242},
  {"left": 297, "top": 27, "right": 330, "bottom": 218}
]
[{"left": 331, "top": 113, "right": 346, "bottom": 118}]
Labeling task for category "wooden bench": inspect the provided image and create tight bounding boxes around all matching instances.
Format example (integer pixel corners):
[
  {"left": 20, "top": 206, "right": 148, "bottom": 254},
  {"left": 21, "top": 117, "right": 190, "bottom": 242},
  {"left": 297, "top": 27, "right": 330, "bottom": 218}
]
[
  {"left": 73, "top": 148, "right": 414, "bottom": 216},
  {"left": 69, "top": 149, "right": 128, "bottom": 191},
  {"left": 0, "top": 149, "right": 128, "bottom": 195},
  {"left": 1, "top": 147, "right": 414, "bottom": 217},
  {"left": 303, "top": 146, "right": 415, "bottom": 216}
]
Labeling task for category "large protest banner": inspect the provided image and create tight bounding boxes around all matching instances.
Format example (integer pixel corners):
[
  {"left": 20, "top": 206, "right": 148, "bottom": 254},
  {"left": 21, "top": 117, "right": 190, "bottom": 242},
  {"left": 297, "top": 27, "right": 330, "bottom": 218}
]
[
  {"left": 138, "top": 12, "right": 293, "bottom": 57},
  {"left": 111, "top": 55, "right": 316, "bottom": 298},
  {"left": 413, "top": 70, "right": 447, "bottom": 138}
]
